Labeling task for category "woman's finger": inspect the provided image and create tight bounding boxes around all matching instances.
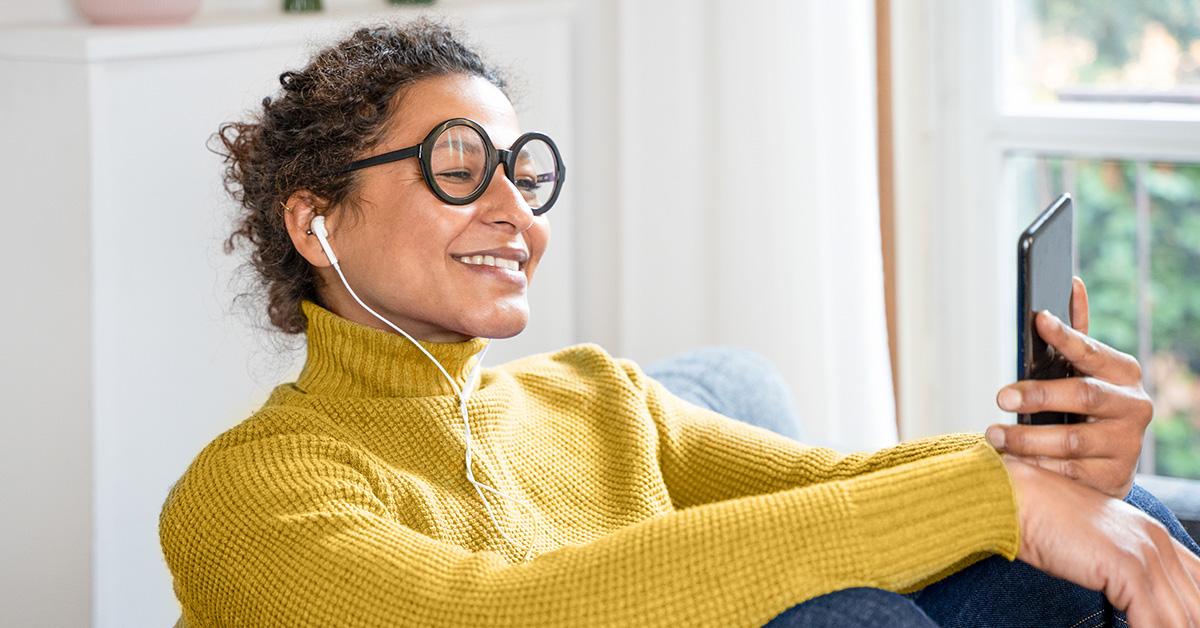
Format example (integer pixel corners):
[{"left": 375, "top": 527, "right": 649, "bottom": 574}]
[
  {"left": 1180, "top": 542, "right": 1200, "bottom": 578},
  {"left": 1001, "top": 453, "right": 1132, "bottom": 497},
  {"left": 1152, "top": 530, "right": 1200, "bottom": 626},
  {"left": 1146, "top": 534, "right": 1194, "bottom": 628},
  {"left": 1071, "top": 276, "right": 1089, "bottom": 335},
  {"left": 1035, "top": 310, "right": 1141, "bottom": 384},
  {"left": 1002, "top": 453, "right": 1083, "bottom": 475},
  {"left": 1149, "top": 528, "right": 1200, "bottom": 628},
  {"left": 996, "top": 376, "right": 1136, "bottom": 420},
  {"left": 986, "top": 419, "right": 1122, "bottom": 460},
  {"left": 1124, "top": 601, "right": 1155, "bottom": 628},
  {"left": 1179, "top": 541, "right": 1200, "bottom": 627},
  {"left": 1015, "top": 454, "right": 1090, "bottom": 482},
  {"left": 1164, "top": 540, "right": 1200, "bottom": 628},
  {"left": 1179, "top": 540, "right": 1200, "bottom": 594},
  {"left": 1122, "top": 565, "right": 1173, "bottom": 628}
]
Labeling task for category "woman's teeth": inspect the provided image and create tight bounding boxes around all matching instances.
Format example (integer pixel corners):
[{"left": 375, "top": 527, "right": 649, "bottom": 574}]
[{"left": 459, "top": 254, "right": 521, "bottom": 271}]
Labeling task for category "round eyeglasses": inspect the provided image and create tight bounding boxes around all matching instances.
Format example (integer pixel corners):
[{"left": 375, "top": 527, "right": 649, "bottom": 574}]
[{"left": 339, "top": 117, "right": 566, "bottom": 215}]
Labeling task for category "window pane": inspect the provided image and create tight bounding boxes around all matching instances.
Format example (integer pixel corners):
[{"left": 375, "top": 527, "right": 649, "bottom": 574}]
[
  {"left": 1008, "top": 0, "right": 1200, "bottom": 107},
  {"left": 1008, "top": 154, "right": 1200, "bottom": 479}
]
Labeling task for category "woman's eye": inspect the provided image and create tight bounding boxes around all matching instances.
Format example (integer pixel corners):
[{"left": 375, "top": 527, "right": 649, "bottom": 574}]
[
  {"left": 436, "top": 170, "right": 473, "bottom": 181},
  {"left": 515, "top": 177, "right": 539, "bottom": 191}
]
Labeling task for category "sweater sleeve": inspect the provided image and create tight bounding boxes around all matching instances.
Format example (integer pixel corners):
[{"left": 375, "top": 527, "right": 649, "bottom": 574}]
[
  {"left": 615, "top": 357, "right": 997, "bottom": 508},
  {"left": 160, "top": 429, "right": 1020, "bottom": 628}
]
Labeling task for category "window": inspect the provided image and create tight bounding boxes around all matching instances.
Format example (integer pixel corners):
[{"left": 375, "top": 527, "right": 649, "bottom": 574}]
[
  {"left": 1004, "top": 1, "right": 1200, "bottom": 478},
  {"left": 892, "top": 0, "right": 1200, "bottom": 480}
]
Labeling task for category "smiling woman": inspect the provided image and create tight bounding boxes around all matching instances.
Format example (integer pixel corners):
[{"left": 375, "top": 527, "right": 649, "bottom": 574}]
[
  {"left": 278, "top": 79, "right": 558, "bottom": 343},
  {"left": 214, "top": 22, "right": 551, "bottom": 342},
  {"left": 158, "top": 15, "right": 1200, "bottom": 628}
]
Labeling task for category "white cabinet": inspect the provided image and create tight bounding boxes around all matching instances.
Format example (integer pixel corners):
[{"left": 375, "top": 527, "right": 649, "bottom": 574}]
[{"left": 0, "top": 4, "right": 573, "bottom": 626}]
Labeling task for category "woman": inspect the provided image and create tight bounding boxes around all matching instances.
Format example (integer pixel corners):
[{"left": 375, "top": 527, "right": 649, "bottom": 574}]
[{"left": 159, "top": 18, "right": 1200, "bottom": 627}]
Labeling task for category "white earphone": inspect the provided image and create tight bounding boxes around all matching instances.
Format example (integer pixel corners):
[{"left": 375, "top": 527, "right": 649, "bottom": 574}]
[
  {"left": 310, "top": 215, "right": 337, "bottom": 264},
  {"left": 308, "top": 214, "right": 549, "bottom": 561}
]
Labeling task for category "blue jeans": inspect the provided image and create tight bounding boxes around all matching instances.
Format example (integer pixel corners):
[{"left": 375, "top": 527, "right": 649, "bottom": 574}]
[{"left": 645, "top": 347, "right": 1200, "bottom": 628}]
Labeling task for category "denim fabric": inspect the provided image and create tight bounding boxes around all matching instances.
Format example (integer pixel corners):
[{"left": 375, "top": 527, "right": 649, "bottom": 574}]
[
  {"left": 646, "top": 346, "right": 1199, "bottom": 627},
  {"left": 763, "top": 587, "right": 938, "bottom": 627}
]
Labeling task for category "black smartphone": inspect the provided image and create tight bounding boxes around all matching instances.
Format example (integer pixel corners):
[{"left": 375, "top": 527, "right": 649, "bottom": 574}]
[{"left": 1016, "top": 193, "right": 1083, "bottom": 425}]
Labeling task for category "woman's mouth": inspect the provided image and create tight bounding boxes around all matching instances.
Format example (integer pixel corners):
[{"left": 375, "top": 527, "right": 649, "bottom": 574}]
[
  {"left": 454, "top": 254, "right": 527, "bottom": 285},
  {"left": 457, "top": 254, "right": 523, "bottom": 271}
]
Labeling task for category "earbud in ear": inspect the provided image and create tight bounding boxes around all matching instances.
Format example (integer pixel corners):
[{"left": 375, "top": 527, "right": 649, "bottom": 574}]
[
  {"left": 310, "top": 215, "right": 338, "bottom": 265},
  {"left": 311, "top": 215, "right": 328, "bottom": 238}
]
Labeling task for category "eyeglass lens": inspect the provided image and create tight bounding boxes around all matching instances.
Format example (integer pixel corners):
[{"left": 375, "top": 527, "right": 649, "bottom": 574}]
[{"left": 429, "top": 125, "right": 559, "bottom": 210}]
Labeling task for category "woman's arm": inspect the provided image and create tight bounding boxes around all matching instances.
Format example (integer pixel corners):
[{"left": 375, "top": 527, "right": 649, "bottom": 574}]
[
  {"left": 160, "top": 432, "right": 1019, "bottom": 627},
  {"left": 624, "top": 353, "right": 1200, "bottom": 624},
  {"left": 618, "top": 356, "right": 990, "bottom": 509}
]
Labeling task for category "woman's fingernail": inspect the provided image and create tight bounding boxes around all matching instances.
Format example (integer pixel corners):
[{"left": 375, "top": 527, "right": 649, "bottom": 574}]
[
  {"left": 986, "top": 426, "right": 1006, "bottom": 449},
  {"left": 998, "top": 388, "right": 1022, "bottom": 411}
]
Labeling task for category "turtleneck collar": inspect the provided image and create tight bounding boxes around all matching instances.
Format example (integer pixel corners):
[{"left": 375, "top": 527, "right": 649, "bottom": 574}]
[{"left": 294, "top": 300, "right": 491, "bottom": 398}]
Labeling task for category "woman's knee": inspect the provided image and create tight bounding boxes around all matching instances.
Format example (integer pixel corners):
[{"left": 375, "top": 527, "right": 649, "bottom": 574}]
[{"left": 765, "top": 587, "right": 938, "bottom": 628}]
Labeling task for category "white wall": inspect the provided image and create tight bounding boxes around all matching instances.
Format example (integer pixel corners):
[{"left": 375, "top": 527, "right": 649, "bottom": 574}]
[
  {"left": 568, "top": 0, "right": 621, "bottom": 348},
  {"left": 88, "top": 45, "right": 313, "bottom": 627},
  {"left": 0, "top": 4, "right": 575, "bottom": 627},
  {"left": 0, "top": 57, "right": 94, "bottom": 628}
]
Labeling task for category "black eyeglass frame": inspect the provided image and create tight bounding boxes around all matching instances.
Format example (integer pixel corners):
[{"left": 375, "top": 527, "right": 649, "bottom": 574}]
[{"left": 338, "top": 117, "right": 566, "bottom": 215}]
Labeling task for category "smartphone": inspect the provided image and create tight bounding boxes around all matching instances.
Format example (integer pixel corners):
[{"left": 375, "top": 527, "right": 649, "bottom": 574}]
[{"left": 1016, "top": 193, "right": 1083, "bottom": 425}]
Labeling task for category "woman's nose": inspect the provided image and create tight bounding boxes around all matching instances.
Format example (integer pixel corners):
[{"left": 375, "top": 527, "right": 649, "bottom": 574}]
[{"left": 479, "top": 163, "right": 535, "bottom": 231}]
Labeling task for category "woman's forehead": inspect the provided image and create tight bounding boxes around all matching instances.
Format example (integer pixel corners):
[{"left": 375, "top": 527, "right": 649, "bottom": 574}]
[{"left": 386, "top": 74, "right": 521, "bottom": 149}]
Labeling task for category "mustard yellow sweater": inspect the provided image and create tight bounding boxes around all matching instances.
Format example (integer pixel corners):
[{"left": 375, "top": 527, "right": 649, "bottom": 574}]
[{"left": 159, "top": 300, "right": 1021, "bottom": 627}]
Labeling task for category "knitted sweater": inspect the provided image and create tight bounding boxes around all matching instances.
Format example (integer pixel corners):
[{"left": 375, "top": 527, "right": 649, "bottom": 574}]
[{"left": 159, "top": 299, "right": 1021, "bottom": 627}]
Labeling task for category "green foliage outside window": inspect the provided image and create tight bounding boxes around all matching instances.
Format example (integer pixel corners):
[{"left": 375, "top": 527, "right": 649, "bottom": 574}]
[
  {"left": 1038, "top": 158, "right": 1200, "bottom": 479},
  {"left": 1015, "top": 1, "right": 1200, "bottom": 477},
  {"left": 1025, "top": 0, "right": 1200, "bottom": 97}
]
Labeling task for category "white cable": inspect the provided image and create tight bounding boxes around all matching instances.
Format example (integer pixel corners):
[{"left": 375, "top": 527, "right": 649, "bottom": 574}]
[{"left": 320, "top": 244, "right": 550, "bottom": 561}]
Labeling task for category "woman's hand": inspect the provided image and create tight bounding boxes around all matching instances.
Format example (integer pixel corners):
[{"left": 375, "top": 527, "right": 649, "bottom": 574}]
[
  {"left": 1003, "top": 455, "right": 1200, "bottom": 626},
  {"left": 986, "top": 276, "right": 1152, "bottom": 499}
]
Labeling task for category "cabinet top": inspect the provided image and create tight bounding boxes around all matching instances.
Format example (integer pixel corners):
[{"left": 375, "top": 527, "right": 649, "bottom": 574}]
[{"left": 0, "top": 1, "right": 570, "bottom": 63}]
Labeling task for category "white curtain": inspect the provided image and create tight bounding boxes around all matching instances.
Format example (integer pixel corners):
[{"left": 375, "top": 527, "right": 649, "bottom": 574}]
[{"left": 611, "top": 0, "right": 897, "bottom": 451}]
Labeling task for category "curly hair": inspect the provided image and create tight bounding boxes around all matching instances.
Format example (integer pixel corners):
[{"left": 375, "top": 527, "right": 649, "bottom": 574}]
[{"left": 212, "top": 17, "right": 511, "bottom": 334}]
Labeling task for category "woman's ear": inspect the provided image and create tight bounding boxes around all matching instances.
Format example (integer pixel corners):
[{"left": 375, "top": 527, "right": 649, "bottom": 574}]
[{"left": 282, "top": 190, "right": 335, "bottom": 268}]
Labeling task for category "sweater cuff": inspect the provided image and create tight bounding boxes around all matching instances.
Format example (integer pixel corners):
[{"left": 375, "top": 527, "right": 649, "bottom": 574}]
[{"left": 849, "top": 440, "right": 1021, "bottom": 590}]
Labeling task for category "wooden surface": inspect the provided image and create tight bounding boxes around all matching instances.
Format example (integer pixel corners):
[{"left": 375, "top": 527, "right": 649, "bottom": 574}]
[{"left": 875, "top": 0, "right": 899, "bottom": 433}]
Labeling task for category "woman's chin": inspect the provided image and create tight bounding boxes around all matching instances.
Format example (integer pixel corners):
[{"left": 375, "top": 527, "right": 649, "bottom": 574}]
[
  {"left": 458, "top": 308, "right": 528, "bottom": 340},
  {"left": 482, "top": 324, "right": 526, "bottom": 340}
]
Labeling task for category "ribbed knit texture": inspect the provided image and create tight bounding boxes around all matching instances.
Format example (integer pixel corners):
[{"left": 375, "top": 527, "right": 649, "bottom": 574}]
[{"left": 159, "top": 299, "right": 1022, "bottom": 627}]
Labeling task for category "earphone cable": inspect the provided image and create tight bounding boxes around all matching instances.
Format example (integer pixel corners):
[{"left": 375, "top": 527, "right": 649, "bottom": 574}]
[{"left": 317, "top": 237, "right": 546, "bottom": 560}]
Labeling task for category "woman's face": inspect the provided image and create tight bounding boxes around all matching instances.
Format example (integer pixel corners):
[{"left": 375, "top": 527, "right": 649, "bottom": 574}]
[{"left": 289, "top": 73, "right": 551, "bottom": 342}]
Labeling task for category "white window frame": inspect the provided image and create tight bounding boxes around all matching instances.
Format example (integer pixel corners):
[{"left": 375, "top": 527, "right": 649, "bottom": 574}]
[{"left": 892, "top": 0, "right": 1200, "bottom": 479}]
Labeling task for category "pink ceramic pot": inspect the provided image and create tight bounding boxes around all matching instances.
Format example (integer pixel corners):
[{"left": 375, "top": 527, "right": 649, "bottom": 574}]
[{"left": 77, "top": 0, "right": 203, "bottom": 25}]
